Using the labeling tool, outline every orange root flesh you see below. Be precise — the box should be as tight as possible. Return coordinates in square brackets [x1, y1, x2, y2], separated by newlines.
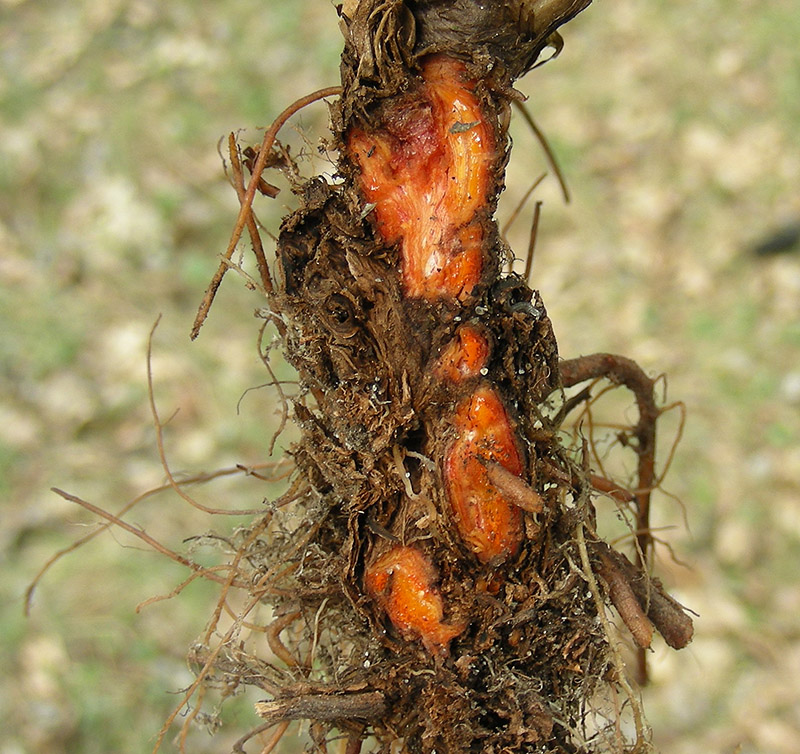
[435, 325, 490, 382]
[347, 55, 494, 301]
[365, 545, 465, 655]
[444, 386, 524, 563]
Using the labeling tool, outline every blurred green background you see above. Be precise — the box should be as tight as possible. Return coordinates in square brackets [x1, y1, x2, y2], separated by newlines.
[2, 0, 799, 752]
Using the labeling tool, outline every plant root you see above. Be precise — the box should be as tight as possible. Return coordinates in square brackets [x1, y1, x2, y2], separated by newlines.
[34, 3, 697, 753]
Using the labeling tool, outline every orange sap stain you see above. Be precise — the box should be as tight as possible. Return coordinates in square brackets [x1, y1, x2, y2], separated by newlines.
[365, 545, 465, 655]
[444, 386, 524, 563]
[435, 325, 490, 383]
[347, 55, 495, 301]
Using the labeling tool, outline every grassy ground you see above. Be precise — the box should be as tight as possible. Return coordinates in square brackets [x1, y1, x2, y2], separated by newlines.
[2, 0, 799, 752]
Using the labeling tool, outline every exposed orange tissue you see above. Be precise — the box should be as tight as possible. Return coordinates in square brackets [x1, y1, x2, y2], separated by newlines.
[435, 325, 490, 383]
[444, 386, 525, 563]
[347, 55, 494, 301]
[365, 545, 465, 655]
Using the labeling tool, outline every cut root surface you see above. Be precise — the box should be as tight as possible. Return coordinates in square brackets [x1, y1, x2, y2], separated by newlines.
[347, 55, 493, 301]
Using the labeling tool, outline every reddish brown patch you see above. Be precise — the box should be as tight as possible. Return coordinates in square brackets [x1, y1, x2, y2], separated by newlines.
[444, 386, 524, 563]
[365, 545, 466, 655]
[347, 55, 495, 301]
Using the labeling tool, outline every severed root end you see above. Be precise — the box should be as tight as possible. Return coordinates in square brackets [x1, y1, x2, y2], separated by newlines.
[254, 691, 386, 727]
[592, 541, 694, 651]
